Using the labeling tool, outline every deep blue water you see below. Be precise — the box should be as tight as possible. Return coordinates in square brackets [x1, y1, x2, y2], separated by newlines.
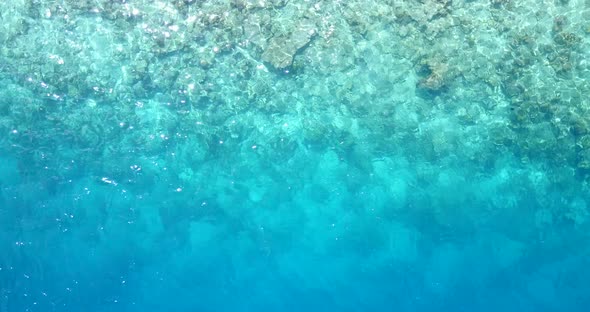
[2, 118, 590, 311]
[2, 0, 590, 311]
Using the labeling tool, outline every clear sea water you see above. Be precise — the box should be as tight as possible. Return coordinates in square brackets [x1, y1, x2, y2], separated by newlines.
[1, 0, 590, 311]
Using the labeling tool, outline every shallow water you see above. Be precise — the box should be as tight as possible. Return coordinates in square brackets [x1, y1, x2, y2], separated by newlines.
[1, 0, 590, 311]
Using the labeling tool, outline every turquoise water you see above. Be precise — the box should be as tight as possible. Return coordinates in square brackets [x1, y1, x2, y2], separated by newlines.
[2, 0, 590, 311]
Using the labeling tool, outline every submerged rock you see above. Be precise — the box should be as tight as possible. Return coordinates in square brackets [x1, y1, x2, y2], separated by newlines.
[261, 19, 316, 69]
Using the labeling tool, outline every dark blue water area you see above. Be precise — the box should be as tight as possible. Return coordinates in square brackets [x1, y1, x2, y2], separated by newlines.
[2, 132, 590, 312]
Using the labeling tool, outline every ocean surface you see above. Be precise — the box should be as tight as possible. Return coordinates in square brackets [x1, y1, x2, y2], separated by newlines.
[1, 0, 590, 311]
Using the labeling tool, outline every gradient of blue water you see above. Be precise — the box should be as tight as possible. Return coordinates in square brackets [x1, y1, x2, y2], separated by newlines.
[2, 111, 590, 312]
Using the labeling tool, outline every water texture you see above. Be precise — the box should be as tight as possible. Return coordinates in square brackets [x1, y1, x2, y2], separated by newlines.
[1, 0, 590, 311]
